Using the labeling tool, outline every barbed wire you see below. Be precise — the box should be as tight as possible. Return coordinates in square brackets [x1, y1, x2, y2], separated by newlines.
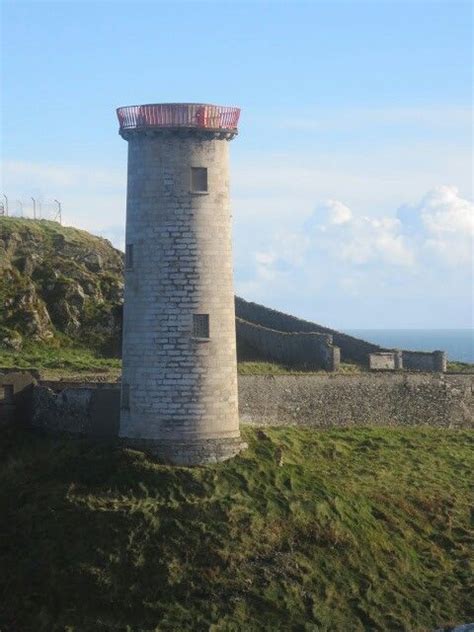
[0, 195, 62, 223]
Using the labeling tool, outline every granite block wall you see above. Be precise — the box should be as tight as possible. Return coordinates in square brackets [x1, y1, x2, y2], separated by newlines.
[236, 318, 340, 371]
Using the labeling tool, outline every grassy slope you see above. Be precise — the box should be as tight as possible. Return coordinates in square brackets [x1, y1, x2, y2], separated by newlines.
[0, 425, 472, 631]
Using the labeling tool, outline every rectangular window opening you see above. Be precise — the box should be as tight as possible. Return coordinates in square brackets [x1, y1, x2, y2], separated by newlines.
[193, 313, 210, 339]
[125, 244, 134, 269]
[121, 383, 130, 409]
[191, 167, 208, 192]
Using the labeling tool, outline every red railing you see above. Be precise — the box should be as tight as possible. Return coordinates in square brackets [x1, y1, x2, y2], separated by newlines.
[117, 103, 240, 132]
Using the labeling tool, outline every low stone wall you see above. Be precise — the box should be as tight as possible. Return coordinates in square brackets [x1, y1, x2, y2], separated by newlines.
[24, 373, 474, 438]
[238, 374, 473, 429]
[31, 386, 120, 437]
[369, 350, 447, 372]
[236, 318, 340, 371]
[402, 350, 447, 373]
[235, 297, 383, 364]
[369, 352, 403, 371]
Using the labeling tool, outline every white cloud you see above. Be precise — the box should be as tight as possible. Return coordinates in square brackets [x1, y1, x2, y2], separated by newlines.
[420, 186, 473, 235]
[398, 185, 473, 266]
[321, 199, 353, 225]
[309, 207, 415, 267]
[238, 186, 472, 326]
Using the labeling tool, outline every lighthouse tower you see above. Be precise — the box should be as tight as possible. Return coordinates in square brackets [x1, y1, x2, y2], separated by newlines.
[117, 103, 244, 465]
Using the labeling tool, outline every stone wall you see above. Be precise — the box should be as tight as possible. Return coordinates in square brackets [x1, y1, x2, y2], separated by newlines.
[236, 318, 340, 371]
[402, 350, 447, 372]
[31, 386, 120, 437]
[238, 374, 473, 429]
[369, 352, 403, 371]
[24, 373, 474, 440]
[369, 350, 446, 372]
[235, 297, 382, 364]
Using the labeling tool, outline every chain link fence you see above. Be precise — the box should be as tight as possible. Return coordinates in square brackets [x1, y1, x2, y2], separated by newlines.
[0, 197, 62, 223]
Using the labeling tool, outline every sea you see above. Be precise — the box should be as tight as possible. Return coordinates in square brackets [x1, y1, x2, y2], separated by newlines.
[344, 329, 474, 364]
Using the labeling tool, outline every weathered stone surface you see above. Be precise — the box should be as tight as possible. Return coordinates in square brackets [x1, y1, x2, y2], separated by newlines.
[122, 436, 248, 466]
[26, 373, 474, 446]
[238, 373, 474, 429]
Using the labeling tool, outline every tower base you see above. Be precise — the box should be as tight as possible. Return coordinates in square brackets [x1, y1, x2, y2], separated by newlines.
[121, 436, 247, 466]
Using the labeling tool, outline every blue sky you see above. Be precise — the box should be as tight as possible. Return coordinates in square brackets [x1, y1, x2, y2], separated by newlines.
[1, 0, 472, 328]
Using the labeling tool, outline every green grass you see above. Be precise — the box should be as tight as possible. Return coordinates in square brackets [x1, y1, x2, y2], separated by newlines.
[237, 361, 363, 375]
[1, 351, 364, 379]
[0, 217, 114, 251]
[447, 361, 474, 374]
[0, 342, 121, 374]
[0, 425, 472, 631]
[1, 346, 472, 380]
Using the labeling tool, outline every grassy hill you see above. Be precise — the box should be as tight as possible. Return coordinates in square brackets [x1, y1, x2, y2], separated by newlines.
[0, 424, 472, 631]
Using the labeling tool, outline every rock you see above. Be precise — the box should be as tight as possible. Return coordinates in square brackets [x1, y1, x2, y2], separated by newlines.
[1, 330, 23, 351]
[83, 252, 103, 272]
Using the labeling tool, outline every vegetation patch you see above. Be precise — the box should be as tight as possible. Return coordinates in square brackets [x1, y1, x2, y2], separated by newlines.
[447, 361, 474, 374]
[238, 360, 364, 375]
[0, 425, 472, 631]
[0, 342, 121, 374]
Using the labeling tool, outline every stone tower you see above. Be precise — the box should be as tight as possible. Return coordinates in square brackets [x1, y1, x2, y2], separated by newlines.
[117, 103, 244, 465]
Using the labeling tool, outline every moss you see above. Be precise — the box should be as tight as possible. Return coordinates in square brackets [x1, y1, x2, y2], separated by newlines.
[0, 426, 472, 630]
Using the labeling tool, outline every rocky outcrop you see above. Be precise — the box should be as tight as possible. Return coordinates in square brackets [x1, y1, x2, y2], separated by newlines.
[0, 218, 124, 354]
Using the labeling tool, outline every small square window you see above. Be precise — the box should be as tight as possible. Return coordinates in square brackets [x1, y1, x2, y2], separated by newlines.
[193, 314, 210, 339]
[191, 167, 208, 192]
[121, 383, 130, 409]
[125, 244, 134, 269]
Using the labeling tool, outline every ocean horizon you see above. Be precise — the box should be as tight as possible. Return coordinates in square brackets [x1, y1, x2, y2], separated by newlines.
[344, 329, 474, 364]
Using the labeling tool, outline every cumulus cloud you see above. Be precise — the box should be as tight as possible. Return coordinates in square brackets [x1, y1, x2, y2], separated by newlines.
[305, 200, 415, 267]
[240, 187, 472, 318]
[323, 199, 353, 225]
[397, 185, 473, 266]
